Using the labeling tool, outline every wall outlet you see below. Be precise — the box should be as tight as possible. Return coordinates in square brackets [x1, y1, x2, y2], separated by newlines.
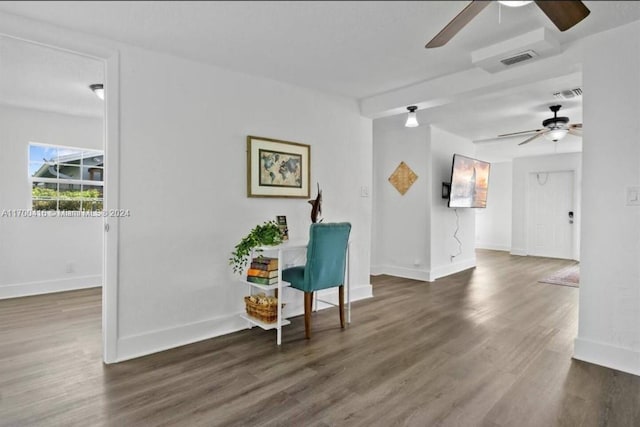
[626, 186, 640, 206]
[66, 262, 75, 274]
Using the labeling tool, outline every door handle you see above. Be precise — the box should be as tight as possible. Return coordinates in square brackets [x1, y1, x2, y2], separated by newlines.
[568, 211, 574, 224]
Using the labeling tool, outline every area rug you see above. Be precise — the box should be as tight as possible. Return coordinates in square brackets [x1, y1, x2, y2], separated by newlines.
[539, 264, 580, 288]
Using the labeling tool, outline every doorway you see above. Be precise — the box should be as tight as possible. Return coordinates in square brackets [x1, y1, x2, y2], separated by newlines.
[0, 30, 119, 362]
[527, 170, 575, 259]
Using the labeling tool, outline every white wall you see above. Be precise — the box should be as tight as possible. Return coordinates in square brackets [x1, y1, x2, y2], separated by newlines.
[574, 21, 640, 376]
[0, 13, 373, 363]
[371, 125, 430, 280]
[113, 45, 373, 359]
[429, 126, 477, 280]
[510, 153, 582, 259]
[371, 124, 476, 282]
[0, 105, 103, 298]
[475, 161, 512, 251]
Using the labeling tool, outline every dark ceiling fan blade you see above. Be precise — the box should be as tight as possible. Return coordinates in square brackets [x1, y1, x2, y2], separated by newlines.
[425, 1, 491, 48]
[518, 130, 548, 146]
[534, 1, 590, 32]
[570, 123, 582, 128]
[498, 128, 545, 138]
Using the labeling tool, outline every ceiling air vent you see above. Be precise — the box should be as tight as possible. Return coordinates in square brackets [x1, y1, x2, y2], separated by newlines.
[472, 29, 560, 73]
[500, 50, 538, 66]
[553, 87, 583, 100]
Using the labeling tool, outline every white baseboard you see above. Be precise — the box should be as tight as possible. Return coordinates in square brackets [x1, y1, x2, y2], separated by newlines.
[372, 260, 478, 282]
[370, 265, 430, 282]
[0, 275, 102, 300]
[574, 337, 640, 377]
[115, 283, 373, 363]
[370, 265, 384, 276]
[429, 257, 476, 281]
[117, 312, 249, 363]
[475, 242, 511, 252]
[510, 250, 580, 261]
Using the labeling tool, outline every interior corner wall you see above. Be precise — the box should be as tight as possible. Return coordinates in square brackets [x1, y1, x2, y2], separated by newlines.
[112, 45, 373, 361]
[510, 153, 582, 259]
[0, 105, 103, 298]
[574, 20, 640, 377]
[371, 124, 430, 281]
[475, 161, 512, 252]
[429, 126, 477, 280]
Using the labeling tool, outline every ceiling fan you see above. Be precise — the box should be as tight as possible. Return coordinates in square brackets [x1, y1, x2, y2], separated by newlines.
[498, 105, 582, 145]
[425, 0, 590, 48]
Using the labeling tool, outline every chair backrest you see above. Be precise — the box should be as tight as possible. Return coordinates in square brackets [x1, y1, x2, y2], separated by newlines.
[303, 222, 351, 291]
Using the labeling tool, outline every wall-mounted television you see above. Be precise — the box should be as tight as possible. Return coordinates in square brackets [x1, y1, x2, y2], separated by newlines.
[448, 154, 491, 208]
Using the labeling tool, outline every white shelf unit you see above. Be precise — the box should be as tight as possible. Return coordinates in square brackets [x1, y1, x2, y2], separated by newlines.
[240, 314, 291, 330]
[241, 242, 306, 345]
[238, 280, 290, 292]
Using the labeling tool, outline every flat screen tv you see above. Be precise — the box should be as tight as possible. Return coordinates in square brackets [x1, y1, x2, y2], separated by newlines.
[448, 154, 490, 208]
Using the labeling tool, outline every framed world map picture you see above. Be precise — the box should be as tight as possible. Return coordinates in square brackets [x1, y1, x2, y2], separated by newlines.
[247, 136, 310, 198]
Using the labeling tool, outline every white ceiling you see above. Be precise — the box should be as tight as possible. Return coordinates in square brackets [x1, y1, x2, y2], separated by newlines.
[0, 1, 638, 158]
[372, 76, 585, 163]
[0, 35, 104, 118]
[374, 71, 583, 139]
[0, 1, 638, 99]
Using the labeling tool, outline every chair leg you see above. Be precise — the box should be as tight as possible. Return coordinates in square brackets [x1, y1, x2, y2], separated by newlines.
[339, 285, 345, 329]
[304, 292, 313, 339]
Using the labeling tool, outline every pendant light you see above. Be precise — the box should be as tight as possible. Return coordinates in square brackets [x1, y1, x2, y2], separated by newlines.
[405, 106, 419, 128]
[89, 84, 104, 100]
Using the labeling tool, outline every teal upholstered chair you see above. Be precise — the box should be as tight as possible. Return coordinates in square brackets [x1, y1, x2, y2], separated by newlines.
[282, 222, 351, 339]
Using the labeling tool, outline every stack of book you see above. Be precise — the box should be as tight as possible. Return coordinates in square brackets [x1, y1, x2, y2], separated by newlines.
[246, 256, 278, 285]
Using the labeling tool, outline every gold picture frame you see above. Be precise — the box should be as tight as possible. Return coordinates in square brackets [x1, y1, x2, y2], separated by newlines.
[247, 136, 310, 198]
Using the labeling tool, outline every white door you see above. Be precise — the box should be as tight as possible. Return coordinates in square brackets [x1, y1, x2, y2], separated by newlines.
[527, 171, 574, 259]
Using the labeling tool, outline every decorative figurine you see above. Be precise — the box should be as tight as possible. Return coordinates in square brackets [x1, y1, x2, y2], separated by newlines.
[308, 183, 322, 223]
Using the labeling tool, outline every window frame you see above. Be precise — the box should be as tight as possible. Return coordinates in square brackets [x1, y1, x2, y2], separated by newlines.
[29, 141, 105, 212]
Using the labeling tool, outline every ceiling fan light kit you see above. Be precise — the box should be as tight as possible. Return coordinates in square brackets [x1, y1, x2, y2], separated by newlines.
[545, 128, 569, 142]
[498, 1, 533, 7]
[405, 106, 419, 128]
[425, 0, 590, 49]
[511, 105, 581, 146]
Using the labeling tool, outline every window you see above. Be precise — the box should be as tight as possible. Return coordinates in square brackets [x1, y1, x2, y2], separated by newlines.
[29, 142, 104, 211]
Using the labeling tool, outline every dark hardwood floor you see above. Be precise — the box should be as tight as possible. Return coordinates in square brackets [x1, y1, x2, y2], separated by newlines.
[1, 250, 639, 426]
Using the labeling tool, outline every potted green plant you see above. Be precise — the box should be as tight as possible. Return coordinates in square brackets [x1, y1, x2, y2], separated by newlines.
[230, 220, 284, 274]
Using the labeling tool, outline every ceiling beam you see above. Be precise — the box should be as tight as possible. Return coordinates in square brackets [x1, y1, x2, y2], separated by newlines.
[359, 38, 586, 120]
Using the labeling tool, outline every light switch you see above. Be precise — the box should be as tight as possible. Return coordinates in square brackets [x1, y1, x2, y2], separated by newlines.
[360, 186, 370, 198]
[626, 187, 640, 206]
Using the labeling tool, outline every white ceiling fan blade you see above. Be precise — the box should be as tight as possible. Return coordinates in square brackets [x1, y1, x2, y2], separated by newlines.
[497, 128, 544, 138]
[518, 130, 548, 146]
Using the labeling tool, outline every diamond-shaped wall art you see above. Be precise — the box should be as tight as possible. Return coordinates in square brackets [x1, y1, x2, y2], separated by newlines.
[388, 161, 418, 195]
